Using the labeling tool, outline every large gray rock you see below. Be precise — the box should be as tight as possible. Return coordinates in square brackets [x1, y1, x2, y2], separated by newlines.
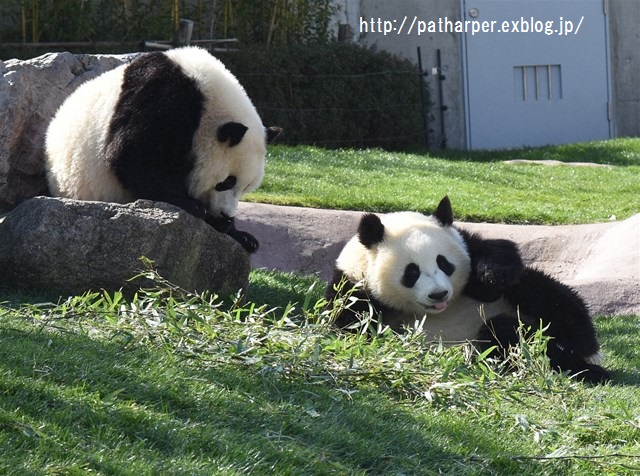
[0, 197, 250, 296]
[0, 52, 136, 210]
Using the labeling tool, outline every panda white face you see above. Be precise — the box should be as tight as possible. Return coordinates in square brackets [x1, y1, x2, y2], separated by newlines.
[189, 121, 268, 219]
[167, 46, 276, 220]
[366, 213, 471, 316]
[336, 198, 471, 319]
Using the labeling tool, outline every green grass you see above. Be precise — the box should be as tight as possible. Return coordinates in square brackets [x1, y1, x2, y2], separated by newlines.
[1, 273, 640, 475]
[2, 139, 640, 474]
[246, 138, 640, 224]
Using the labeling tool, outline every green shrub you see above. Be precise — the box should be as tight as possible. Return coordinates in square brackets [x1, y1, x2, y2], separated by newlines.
[214, 0, 338, 46]
[0, 0, 176, 43]
[0, 1, 428, 150]
[219, 43, 429, 151]
[0, 0, 337, 52]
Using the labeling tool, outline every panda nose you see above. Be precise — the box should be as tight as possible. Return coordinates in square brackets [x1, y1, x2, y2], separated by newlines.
[428, 290, 448, 301]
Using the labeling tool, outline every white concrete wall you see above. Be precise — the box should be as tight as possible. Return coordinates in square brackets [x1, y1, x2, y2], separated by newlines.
[609, 0, 640, 138]
[334, 0, 639, 149]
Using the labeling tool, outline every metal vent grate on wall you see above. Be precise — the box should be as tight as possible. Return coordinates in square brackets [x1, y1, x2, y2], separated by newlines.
[514, 65, 562, 101]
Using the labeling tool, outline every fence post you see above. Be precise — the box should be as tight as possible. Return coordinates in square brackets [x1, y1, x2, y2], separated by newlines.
[416, 46, 429, 149]
[178, 19, 194, 46]
[436, 49, 448, 149]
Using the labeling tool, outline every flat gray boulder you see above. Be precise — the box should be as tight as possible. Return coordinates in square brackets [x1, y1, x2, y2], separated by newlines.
[0, 197, 250, 296]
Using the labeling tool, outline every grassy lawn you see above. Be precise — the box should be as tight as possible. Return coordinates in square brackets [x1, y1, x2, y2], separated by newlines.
[247, 138, 640, 224]
[1, 277, 639, 475]
[1, 138, 639, 474]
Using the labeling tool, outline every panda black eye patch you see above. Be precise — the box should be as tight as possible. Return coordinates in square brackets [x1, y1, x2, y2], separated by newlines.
[215, 175, 237, 191]
[401, 263, 421, 288]
[437, 255, 455, 276]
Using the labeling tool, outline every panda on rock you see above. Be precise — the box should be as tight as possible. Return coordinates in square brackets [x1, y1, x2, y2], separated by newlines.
[45, 46, 280, 252]
[325, 196, 610, 384]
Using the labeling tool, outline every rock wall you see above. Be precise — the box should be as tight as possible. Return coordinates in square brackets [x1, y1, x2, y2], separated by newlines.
[237, 202, 640, 316]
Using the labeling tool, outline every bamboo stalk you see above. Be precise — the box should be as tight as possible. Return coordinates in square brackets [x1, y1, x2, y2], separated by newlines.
[21, 2, 26, 43]
[32, 1, 38, 43]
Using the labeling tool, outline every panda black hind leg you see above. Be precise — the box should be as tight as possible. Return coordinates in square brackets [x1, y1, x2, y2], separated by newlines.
[476, 312, 610, 384]
[502, 268, 611, 384]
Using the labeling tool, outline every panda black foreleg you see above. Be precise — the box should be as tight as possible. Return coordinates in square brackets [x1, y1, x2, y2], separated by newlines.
[219, 219, 259, 254]
[142, 194, 259, 253]
[325, 270, 373, 329]
[158, 196, 209, 220]
[325, 270, 401, 331]
[157, 196, 259, 253]
[204, 214, 259, 254]
[162, 197, 259, 253]
[457, 230, 525, 302]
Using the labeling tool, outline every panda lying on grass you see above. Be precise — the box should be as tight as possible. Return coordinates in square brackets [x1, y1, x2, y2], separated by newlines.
[325, 196, 611, 384]
[45, 46, 280, 253]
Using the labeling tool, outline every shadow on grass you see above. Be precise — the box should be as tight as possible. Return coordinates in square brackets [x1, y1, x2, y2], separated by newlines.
[1, 311, 638, 473]
[0, 321, 527, 475]
[595, 315, 640, 386]
[247, 269, 325, 312]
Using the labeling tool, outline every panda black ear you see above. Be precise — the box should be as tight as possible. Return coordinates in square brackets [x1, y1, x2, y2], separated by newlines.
[358, 213, 385, 249]
[434, 195, 454, 226]
[218, 122, 248, 147]
[265, 126, 282, 144]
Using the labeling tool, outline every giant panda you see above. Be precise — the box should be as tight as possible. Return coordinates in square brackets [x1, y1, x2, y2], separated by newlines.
[325, 196, 610, 384]
[45, 46, 280, 252]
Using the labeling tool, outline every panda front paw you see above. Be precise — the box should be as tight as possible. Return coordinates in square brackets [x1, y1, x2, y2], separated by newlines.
[464, 239, 525, 301]
[205, 215, 259, 253]
[474, 239, 524, 287]
[475, 258, 522, 288]
[229, 229, 260, 253]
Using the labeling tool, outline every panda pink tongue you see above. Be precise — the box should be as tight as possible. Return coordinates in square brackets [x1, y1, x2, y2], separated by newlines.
[434, 302, 448, 311]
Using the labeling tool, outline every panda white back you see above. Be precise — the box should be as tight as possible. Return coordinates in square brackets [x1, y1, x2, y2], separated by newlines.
[45, 46, 279, 252]
[45, 64, 132, 202]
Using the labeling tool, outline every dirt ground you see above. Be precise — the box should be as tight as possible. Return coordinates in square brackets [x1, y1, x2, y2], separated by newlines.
[237, 202, 640, 316]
